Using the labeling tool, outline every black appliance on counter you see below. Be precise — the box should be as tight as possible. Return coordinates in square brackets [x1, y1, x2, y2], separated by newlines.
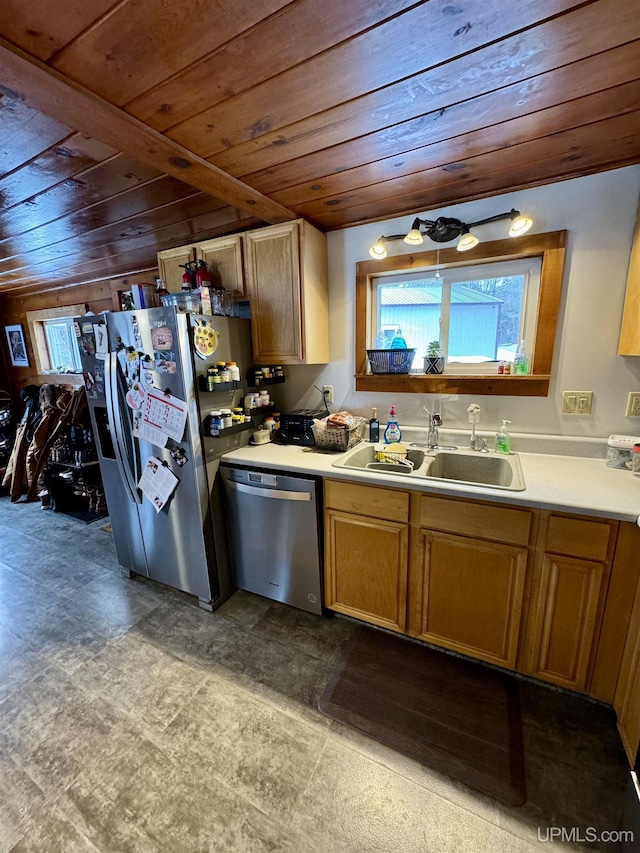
[279, 408, 327, 446]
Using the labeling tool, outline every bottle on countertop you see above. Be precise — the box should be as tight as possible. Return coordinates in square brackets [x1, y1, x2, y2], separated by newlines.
[390, 328, 408, 349]
[369, 407, 380, 443]
[384, 405, 402, 444]
[495, 419, 512, 454]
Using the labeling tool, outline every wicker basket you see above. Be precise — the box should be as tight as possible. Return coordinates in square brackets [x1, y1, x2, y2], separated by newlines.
[366, 348, 416, 374]
[312, 420, 366, 452]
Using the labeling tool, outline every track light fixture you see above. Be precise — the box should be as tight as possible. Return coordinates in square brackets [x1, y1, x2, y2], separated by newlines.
[368, 208, 533, 259]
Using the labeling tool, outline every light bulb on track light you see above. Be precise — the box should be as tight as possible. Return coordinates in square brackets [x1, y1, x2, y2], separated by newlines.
[369, 238, 387, 259]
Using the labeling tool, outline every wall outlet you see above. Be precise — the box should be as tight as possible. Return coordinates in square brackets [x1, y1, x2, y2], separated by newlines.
[322, 385, 334, 405]
[626, 392, 640, 417]
[562, 390, 593, 414]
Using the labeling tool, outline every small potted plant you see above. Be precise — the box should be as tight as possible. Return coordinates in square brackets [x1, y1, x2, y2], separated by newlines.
[424, 340, 445, 374]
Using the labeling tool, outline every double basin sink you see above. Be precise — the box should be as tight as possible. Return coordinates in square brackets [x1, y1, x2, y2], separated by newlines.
[331, 444, 526, 491]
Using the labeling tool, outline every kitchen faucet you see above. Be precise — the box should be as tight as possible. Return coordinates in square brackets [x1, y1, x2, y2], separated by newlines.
[426, 409, 442, 449]
[410, 405, 457, 451]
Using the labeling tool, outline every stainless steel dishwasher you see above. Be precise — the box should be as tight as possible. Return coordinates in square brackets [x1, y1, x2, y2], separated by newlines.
[219, 465, 323, 614]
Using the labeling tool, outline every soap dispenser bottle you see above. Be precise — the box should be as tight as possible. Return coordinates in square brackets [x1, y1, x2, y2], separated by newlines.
[384, 405, 402, 443]
[495, 420, 512, 454]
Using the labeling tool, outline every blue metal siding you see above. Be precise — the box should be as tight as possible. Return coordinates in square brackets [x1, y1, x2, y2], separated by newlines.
[381, 303, 500, 362]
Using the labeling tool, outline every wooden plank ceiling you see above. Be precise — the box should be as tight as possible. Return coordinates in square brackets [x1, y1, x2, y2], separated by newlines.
[1, 0, 640, 295]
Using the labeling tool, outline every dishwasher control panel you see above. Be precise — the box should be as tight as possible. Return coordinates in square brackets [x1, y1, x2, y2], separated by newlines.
[247, 472, 278, 486]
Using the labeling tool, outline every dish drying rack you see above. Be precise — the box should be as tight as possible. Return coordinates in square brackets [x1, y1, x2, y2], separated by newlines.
[366, 446, 415, 471]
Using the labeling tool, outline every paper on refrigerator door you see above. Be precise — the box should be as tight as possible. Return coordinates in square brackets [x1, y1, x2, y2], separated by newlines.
[138, 457, 179, 513]
[139, 388, 188, 443]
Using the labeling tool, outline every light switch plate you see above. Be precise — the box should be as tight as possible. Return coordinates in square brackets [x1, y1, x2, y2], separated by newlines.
[562, 390, 593, 414]
[626, 392, 640, 417]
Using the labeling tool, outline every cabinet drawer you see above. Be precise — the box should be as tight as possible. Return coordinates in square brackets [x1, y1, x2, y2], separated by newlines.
[418, 495, 533, 546]
[545, 515, 614, 561]
[324, 479, 409, 523]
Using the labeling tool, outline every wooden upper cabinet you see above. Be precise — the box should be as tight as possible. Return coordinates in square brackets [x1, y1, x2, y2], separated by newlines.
[196, 235, 245, 296]
[157, 245, 196, 293]
[618, 195, 640, 355]
[243, 219, 329, 364]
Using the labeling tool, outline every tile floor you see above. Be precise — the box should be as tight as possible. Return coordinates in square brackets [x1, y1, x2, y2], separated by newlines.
[0, 496, 632, 852]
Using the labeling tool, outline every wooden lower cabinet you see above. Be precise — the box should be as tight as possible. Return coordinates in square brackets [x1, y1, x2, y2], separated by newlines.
[522, 513, 617, 694]
[413, 529, 528, 669]
[615, 582, 640, 764]
[526, 554, 606, 692]
[323, 480, 636, 711]
[324, 508, 408, 633]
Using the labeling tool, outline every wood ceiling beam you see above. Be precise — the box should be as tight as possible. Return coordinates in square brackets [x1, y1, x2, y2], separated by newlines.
[0, 38, 296, 226]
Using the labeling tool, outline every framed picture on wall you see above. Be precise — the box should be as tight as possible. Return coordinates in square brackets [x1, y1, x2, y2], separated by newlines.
[4, 324, 29, 367]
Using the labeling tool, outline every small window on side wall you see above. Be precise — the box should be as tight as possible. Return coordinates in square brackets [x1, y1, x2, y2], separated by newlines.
[43, 317, 82, 373]
[25, 304, 87, 383]
[356, 231, 566, 397]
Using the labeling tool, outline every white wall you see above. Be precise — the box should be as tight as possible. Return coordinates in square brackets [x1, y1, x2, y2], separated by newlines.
[282, 166, 640, 438]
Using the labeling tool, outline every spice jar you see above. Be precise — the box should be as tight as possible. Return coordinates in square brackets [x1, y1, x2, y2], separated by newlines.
[206, 367, 218, 391]
[208, 410, 222, 436]
[232, 407, 244, 424]
[220, 408, 233, 429]
[227, 361, 240, 382]
[217, 362, 230, 383]
[263, 415, 276, 434]
[258, 389, 270, 406]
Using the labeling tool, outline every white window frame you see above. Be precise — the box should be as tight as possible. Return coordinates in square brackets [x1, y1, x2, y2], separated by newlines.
[42, 317, 82, 374]
[371, 257, 541, 376]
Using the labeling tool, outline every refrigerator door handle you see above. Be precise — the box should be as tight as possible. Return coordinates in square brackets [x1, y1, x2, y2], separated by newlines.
[106, 352, 141, 504]
[226, 480, 312, 502]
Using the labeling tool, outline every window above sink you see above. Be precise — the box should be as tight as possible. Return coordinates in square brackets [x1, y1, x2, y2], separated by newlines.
[355, 230, 567, 397]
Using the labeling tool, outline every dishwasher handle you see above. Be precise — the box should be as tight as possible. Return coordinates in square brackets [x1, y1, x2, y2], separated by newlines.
[226, 480, 312, 502]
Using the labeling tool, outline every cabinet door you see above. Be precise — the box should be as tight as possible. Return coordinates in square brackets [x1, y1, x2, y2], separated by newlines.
[197, 236, 244, 296]
[614, 570, 640, 765]
[414, 530, 528, 669]
[244, 221, 302, 363]
[325, 509, 408, 633]
[527, 554, 605, 692]
[157, 245, 196, 293]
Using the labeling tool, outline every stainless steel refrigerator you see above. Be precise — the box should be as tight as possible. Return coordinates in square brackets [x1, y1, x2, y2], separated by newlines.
[77, 308, 252, 610]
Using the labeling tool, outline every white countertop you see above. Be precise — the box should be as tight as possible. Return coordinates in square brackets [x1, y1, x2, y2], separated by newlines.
[221, 439, 640, 523]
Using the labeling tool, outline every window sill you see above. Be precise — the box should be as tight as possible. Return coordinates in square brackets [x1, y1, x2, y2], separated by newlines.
[355, 374, 550, 396]
[38, 373, 85, 388]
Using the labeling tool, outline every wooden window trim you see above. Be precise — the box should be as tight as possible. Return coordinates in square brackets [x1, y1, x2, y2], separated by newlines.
[26, 304, 87, 387]
[355, 230, 567, 397]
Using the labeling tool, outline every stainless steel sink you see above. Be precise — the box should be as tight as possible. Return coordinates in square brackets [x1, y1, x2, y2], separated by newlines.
[423, 451, 525, 491]
[331, 444, 426, 475]
[332, 443, 525, 491]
